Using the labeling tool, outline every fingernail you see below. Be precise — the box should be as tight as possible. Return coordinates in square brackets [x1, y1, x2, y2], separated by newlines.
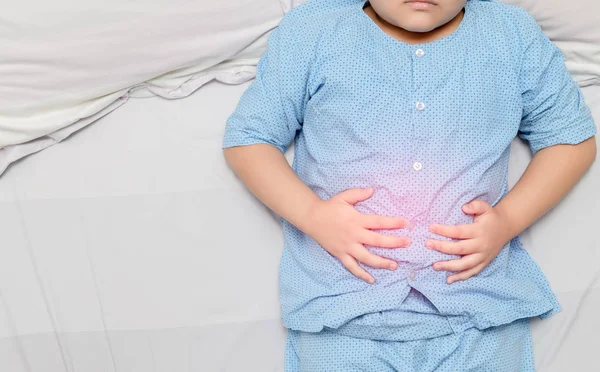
[433, 264, 440, 271]
[368, 278, 376, 284]
[425, 241, 433, 249]
[389, 262, 398, 270]
[447, 278, 453, 284]
[429, 225, 436, 232]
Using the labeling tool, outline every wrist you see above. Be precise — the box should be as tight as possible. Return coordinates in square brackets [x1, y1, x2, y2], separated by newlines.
[294, 195, 324, 236]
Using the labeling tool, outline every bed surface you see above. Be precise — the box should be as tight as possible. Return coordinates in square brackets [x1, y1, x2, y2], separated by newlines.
[0, 81, 598, 371]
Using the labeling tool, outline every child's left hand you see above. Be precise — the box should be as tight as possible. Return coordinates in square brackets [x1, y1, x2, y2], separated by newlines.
[425, 200, 511, 284]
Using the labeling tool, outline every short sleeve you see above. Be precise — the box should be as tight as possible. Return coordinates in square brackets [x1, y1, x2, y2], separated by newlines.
[518, 15, 596, 156]
[222, 25, 311, 153]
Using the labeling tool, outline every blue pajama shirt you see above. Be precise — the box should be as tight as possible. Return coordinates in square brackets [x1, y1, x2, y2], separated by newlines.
[223, 0, 597, 369]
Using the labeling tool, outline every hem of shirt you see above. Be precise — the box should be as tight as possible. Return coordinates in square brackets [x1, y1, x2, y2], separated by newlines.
[449, 301, 561, 334]
[281, 281, 414, 334]
[281, 264, 562, 341]
[283, 300, 561, 341]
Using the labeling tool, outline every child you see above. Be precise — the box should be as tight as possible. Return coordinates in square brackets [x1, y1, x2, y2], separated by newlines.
[223, 0, 597, 370]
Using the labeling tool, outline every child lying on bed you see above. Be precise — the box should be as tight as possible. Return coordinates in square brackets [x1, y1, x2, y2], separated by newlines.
[222, 0, 597, 370]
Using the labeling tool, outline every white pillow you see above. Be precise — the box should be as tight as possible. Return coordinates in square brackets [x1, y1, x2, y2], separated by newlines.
[280, 0, 311, 13]
[0, 0, 283, 149]
[502, 0, 600, 87]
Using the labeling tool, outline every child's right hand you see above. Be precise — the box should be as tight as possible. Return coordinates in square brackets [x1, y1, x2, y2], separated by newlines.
[303, 188, 411, 284]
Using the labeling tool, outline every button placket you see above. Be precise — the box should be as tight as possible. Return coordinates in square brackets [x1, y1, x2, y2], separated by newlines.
[413, 48, 426, 175]
[409, 46, 427, 208]
[408, 269, 417, 281]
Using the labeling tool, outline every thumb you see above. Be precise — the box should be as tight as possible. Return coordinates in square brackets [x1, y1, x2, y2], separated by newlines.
[338, 187, 374, 205]
[462, 200, 491, 215]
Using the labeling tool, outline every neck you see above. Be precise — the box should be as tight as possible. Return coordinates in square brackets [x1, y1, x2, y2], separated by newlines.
[365, 6, 465, 45]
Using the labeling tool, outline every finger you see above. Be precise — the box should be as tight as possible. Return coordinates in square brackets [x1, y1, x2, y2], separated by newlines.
[432, 254, 482, 272]
[337, 188, 374, 205]
[462, 200, 492, 216]
[352, 247, 398, 271]
[340, 255, 376, 284]
[425, 239, 476, 255]
[362, 214, 409, 230]
[429, 223, 477, 239]
[446, 263, 486, 284]
[361, 230, 411, 248]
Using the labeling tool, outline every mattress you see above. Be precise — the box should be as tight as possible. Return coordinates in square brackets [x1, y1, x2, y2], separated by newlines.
[0, 81, 598, 371]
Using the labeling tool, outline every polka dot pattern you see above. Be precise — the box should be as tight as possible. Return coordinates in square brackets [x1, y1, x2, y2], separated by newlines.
[222, 0, 597, 364]
[285, 317, 535, 371]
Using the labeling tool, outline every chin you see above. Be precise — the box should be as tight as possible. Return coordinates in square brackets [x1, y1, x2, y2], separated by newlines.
[400, 21, 438, 33]
[403, 25, 435, 33]
[398, 16, 439, 32]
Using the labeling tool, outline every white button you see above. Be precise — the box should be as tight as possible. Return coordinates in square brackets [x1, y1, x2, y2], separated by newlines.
[415, 49, 425, 57]
[408, 221, 416, 231]
[413, 162, 422, 171]
[416, 102, 425, 111]
[408, 269, 417, 281]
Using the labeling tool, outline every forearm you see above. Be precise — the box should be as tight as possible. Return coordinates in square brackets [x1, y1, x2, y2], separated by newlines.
[223, 144, 320, 232]
[495, 137, 597, 241]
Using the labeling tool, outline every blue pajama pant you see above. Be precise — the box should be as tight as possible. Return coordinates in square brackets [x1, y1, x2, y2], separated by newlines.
[285, 318, 534, 372]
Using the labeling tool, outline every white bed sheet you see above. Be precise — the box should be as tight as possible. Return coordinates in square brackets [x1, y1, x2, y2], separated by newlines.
[0, 81, 598, 372]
